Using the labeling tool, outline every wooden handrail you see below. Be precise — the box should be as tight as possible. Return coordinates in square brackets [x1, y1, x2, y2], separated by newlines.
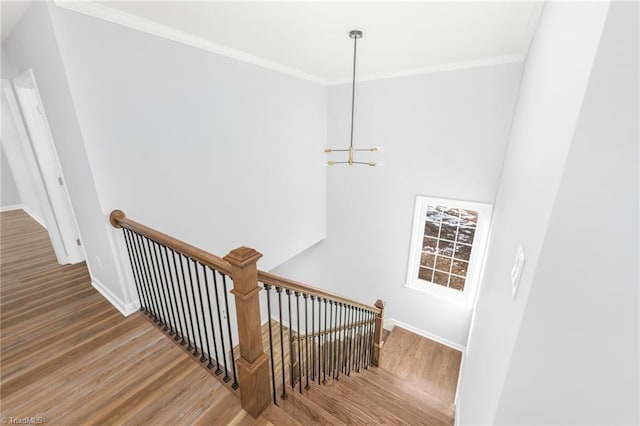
[109, 210, 232, 276]
[258, 271, 381, 315]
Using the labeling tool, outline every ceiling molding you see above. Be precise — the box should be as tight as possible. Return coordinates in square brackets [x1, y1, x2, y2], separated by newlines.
[53, 0, 330, 85]
[53, 1, 531, 87]
[328, 54, 524, 86]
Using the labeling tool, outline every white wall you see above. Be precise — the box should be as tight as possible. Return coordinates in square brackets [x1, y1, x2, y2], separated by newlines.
[274, 63, 522, 347]
[3, 2, 135, 312]
[0, 144, 21, 208]
[457, 2, 611, 424]
[48, 4, 327, 273]
[494, 2, 639, 424]
[2, 2, 327, 315]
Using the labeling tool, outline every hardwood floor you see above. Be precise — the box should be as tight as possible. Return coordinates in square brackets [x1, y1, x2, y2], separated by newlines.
[380, 326, 462, 406]
[0, 210, 263, 425]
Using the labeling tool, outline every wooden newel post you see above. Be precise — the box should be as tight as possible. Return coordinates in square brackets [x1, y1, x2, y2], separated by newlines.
[224, 247, 271, 418]
[372, 299, 386, 367]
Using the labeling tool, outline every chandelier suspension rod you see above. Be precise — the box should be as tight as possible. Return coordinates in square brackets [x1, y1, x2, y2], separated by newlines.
[349, 31, 359, 150]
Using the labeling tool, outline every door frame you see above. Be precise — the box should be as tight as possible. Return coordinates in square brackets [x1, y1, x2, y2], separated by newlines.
[6, 70, 84, 264]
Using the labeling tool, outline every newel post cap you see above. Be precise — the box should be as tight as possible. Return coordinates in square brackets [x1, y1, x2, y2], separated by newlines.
[224, 246, 263, 267]
[110, 210, 126, 228]
[375, 299, 386, 310]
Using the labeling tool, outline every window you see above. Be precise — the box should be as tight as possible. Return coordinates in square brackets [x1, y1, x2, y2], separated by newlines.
[406, 196, 492, 304]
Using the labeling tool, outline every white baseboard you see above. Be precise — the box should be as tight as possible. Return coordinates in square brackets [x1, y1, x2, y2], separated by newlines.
[0, 204, 23, 212]
[1, 204, 47, 229]
[92, 278, 140, 316]
[384, 318, 465, 352]
[21, 205, 47, 229]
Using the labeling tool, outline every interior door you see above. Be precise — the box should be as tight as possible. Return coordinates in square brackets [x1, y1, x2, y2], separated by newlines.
[12, 69, 84, 264]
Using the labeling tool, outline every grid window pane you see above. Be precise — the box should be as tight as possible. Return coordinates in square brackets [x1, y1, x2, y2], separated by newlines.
[454, 243, 472, 261]
[423, 237, 438, 252]
[435, 255, 452, 273]
[418, 267, 434, 281]
[420, 252, 436, 268]
[450, 276, 466, 291]
[433, 271, 449, 286]
[418, 204, 479, 292]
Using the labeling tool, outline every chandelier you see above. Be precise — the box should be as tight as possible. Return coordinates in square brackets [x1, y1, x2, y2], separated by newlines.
[325, 30, 382, 167]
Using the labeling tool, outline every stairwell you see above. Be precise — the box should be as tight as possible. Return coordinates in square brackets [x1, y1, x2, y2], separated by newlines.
[259, 324, 460, 425]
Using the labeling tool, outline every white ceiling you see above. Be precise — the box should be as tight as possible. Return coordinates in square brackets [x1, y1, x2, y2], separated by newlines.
[56, 1, 544, 85]
[1, 0, 32, 42]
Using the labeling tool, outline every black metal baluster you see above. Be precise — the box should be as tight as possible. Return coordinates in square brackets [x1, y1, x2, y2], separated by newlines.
[192, 261, 209, 362]
[347, 305, 354, 376]
[154, 242, 177, 336]
[366, 311, 373, 368]
[185, 258, 202, 357]
[368, 311, 375, 367]
[212, 272, 230, 382]
[148, 239, 170, 330]
[323, 298, 328, 384]
[221, 274, 239, 389]
[142, 236, 165, 325]
[203, 267, 222, 373]
[336, 302, 343, 379]
[303, 293, 310, 390]
[317, 296, 322, 385]
[129, 231, 154, 317]
[295, 292, 302, 393]
[276, 287, 287, 400]
[329, 300, 335, 378]
[310, 295, 316, 381]
[162, 246, 183, 341]
[135, 233, 160, 321]
[286, 289, 294, 389]
[196, 263, 213, 365]
[121, 229, 147, 313]
[264, 284, 277, 404]
[359, 308, 366, 371]
[355, 308, 362, 372]
[171, 248, 191, 347]
[178, 254, 197, 351]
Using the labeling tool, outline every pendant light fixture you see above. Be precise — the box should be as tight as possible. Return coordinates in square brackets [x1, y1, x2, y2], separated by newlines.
[325, 30, 382, 167]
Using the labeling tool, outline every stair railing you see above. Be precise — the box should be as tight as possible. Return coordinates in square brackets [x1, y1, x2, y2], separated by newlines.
[109, 210, 385, 418]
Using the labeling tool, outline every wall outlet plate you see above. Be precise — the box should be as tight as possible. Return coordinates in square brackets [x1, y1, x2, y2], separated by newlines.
[511, 244, 525, 299]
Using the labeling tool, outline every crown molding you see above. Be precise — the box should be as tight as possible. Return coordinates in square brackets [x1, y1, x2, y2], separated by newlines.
[53, 1, 528, 87]
[52, 0, 330, 85]
[328, 54, 525, 86]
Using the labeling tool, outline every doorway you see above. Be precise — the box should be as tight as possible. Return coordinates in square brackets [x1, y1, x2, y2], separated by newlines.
[2, 69, 84, 264]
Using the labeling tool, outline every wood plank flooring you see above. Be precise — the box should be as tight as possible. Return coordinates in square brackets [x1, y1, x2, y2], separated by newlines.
[0, 210, 265, 425]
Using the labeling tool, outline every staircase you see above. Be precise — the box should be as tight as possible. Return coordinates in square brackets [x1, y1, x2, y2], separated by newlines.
[109, 210, 459, 424]
[258, 325, 457, 425]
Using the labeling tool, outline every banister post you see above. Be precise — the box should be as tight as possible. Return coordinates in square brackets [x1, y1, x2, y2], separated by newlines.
[224, 247, 271, 418]
[372, 299, 386, 367]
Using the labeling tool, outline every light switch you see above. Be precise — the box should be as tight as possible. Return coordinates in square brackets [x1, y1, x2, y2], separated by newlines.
[510, 244, 525, 299]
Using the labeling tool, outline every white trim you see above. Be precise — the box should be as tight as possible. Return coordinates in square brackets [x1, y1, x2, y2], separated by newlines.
[330, 54, 524, 85]
[52, 0, 329, 86]
[52, 1, 525, 86]
[0, 204, 23, 212]
[383, 318, 465, 352]
[92, 277, 140, 317]
[22, 204, 47, 229]
[0, 205, 47, 229]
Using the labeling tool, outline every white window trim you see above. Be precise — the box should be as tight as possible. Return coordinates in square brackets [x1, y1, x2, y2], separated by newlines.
[405, 195, 493, 306]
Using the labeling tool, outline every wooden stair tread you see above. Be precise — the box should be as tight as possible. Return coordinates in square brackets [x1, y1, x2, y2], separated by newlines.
[261, 404, 304, 426]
